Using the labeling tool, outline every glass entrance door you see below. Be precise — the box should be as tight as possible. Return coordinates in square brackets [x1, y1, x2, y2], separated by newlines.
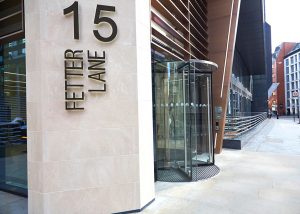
[153, 60, 215, 182]
[153, 62, 191, 180]
[189, 72, 213, 166]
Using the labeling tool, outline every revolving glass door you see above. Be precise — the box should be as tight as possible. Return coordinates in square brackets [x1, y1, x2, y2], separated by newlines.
[153, 60, 217, 181]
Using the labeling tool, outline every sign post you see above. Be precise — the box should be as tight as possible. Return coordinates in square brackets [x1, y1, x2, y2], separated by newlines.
[292, 90, 299, 123]
[293, 104, 295, 122]
[298, 91, 300, 124]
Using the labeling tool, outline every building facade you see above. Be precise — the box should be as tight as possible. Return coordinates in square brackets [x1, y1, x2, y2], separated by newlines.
[0, 0, 269, 213]
[265, 23, 273, 91]
[227, 2, 271, 117]
[0, 0, 27, 196]
[284, 43, 300, 115]
[270, 42, 296, 115]
[224, 0, 271, 141]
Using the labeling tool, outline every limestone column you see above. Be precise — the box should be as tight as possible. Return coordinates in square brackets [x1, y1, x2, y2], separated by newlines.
[25, 0, 154, 213]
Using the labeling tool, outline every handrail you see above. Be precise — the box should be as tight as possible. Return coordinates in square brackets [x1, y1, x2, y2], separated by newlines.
[224, 112, 267, 139]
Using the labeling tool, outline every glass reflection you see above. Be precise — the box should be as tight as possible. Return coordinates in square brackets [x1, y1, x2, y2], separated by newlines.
[153, 61, 214, 181]
[0, 38, 27, 195]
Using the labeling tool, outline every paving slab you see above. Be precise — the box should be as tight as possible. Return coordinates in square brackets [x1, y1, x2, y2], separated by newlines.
[0, 192, 27, 214]
[142, 118, 300, 214]
[1, 118, 300, 213]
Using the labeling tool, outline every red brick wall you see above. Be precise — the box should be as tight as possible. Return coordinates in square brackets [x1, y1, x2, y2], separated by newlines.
[275, 42, 296, 115]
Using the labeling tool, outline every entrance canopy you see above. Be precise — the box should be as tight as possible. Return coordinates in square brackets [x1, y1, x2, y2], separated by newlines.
[268, 82, 279, 99]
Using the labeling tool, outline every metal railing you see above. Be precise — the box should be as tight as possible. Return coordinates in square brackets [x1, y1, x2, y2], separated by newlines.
[231, 75, 253, 101]
[224, 112, 267, 139]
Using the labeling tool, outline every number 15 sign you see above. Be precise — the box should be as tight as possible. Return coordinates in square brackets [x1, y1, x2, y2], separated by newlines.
[63, 1, 118, 42]
[63, 1, 118, 110]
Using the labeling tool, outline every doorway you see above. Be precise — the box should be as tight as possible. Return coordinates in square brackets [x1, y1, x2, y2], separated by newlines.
[152, 60, 217, 182]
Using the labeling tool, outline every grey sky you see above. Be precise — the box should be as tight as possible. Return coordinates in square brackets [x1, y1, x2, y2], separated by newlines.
[265, 0, 300, 52]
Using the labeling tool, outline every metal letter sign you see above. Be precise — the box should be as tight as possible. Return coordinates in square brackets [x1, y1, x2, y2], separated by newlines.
[63, 2, 79, 39]
[292, 90, 299, 97]
[63, 1, 118, 110]
[93, 5, 118, 42]
[63, 1, 117, 42]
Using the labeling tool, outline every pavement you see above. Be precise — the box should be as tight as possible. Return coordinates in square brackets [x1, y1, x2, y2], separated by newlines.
[0, 191, 27, 214]
[242, 116, 300, 155]
[142, 117, 300, 214]
[1, 117, 300, 214]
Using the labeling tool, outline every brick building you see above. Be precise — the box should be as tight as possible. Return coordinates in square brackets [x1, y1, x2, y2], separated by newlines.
[270, 42, 296, 115]
[284, 43, 300, 115]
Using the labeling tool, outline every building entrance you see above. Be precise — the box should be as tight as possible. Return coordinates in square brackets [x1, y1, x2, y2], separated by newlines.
[152, 60, 219, 182]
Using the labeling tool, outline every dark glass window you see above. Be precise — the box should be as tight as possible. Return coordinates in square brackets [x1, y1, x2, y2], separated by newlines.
[0, 38, 27, 196]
